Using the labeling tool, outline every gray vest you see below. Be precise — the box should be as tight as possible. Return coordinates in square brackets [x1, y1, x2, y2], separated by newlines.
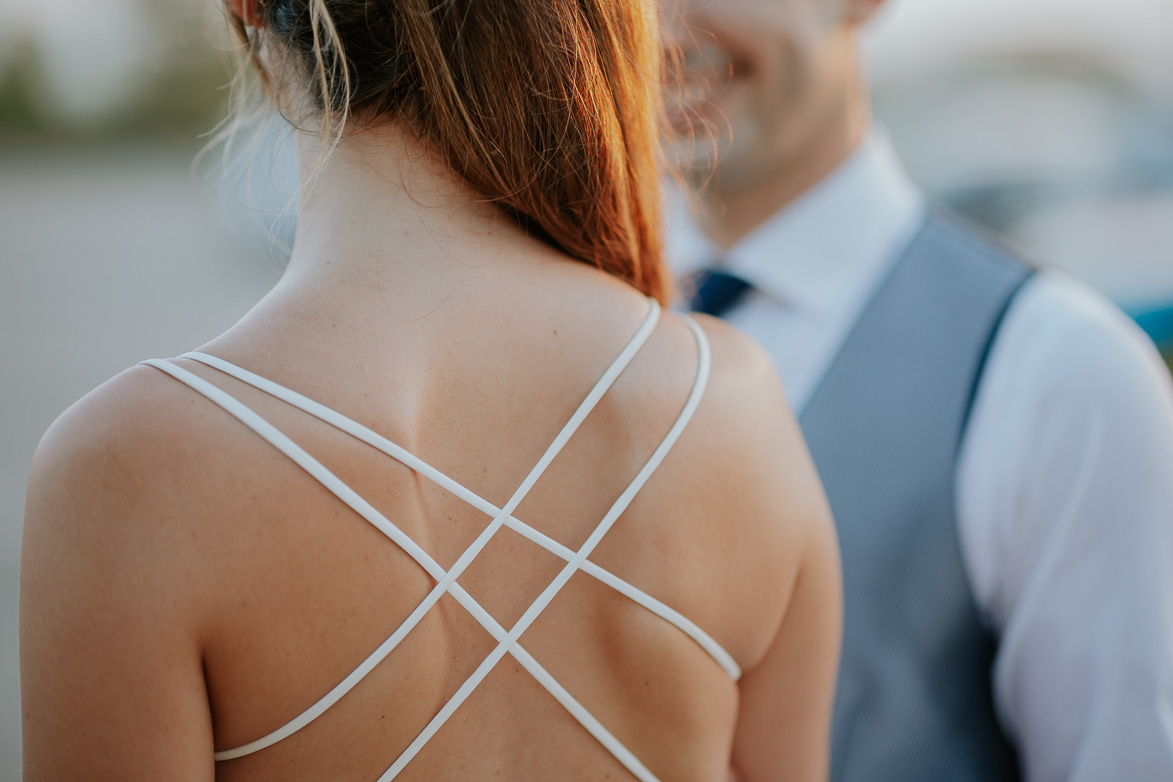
[800, 213, 1031, 782]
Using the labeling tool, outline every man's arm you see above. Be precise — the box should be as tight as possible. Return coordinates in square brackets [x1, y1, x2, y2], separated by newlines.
[958, 272, 1173, 782]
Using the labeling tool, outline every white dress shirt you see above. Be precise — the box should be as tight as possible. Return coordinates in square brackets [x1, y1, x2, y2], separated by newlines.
[671, 134, 1173, 782]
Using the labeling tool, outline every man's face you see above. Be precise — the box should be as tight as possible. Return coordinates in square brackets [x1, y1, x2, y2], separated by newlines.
[662, 0, 857, 192]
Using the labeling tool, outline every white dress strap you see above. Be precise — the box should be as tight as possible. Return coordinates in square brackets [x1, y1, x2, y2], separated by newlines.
[141, 302, 721, 782]
[181, 313, 739, 681]
[376, 315, 712, 781]
[146, 298, 657, 758]
[140, 358, 660, 775]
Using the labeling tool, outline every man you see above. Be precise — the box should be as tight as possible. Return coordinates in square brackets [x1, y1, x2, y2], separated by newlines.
[662, 1, 1173, 780]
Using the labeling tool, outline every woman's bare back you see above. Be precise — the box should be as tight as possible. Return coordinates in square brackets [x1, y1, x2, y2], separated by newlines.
[22, 116, 840, 781]
[23, 247, 837, 781]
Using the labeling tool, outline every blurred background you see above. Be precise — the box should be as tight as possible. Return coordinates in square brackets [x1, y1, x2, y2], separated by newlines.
[867, 0, 1173, 357]
[2, 0, 1172, 774]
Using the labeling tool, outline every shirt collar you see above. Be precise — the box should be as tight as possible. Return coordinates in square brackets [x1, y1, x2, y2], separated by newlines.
[671, 133, 927, 320]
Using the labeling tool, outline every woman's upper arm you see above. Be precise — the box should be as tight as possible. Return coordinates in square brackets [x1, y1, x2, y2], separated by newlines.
[731, 496, 841, 782]
[20, 374, 216, 781]
[693, 316, 842, 782]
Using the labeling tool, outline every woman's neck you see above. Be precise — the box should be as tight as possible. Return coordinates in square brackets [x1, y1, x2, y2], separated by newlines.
[282, 123, 544, 297]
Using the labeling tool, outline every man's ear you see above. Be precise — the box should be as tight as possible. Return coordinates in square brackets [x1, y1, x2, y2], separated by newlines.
[227, 0, 265, 27]
[843, 0, 886, 26]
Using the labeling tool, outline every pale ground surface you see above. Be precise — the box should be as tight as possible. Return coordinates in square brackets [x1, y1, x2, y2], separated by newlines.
[0, 144, 278, 778]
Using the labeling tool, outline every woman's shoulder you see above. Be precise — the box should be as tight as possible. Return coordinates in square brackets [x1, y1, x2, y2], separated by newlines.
[33, 362, 218, 484]
[689, 311, 782, 403]
[26, 361, 247, 572]
[639, 309, 791, 451]
[618, 309, 835, 661]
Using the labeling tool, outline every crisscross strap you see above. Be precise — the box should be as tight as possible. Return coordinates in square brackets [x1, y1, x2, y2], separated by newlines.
[179, 348, 740, 682]
[143, 299, 658, 754]
[141, 301, 721, 781]
[375, 314, 711, 781]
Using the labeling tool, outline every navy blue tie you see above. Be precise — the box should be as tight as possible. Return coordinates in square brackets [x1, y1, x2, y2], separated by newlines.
[686, 268, 752, 317]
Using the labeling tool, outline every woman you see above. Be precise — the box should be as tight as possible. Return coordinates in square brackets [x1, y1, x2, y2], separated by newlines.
[20, 0, 841, 779]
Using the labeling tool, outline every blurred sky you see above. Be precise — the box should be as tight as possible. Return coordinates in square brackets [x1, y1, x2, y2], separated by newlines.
[865, 0, 1173, 98]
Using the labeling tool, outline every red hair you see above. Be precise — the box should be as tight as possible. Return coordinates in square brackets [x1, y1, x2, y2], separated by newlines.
[228, 0, 671, 304]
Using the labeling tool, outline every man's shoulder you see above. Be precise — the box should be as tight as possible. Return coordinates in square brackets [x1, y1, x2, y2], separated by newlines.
[911, 208, 1033, 277]
[905, 208, 1153, 378]
[899, 209, 1169, 430]
[995, 271, 1168, 396]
